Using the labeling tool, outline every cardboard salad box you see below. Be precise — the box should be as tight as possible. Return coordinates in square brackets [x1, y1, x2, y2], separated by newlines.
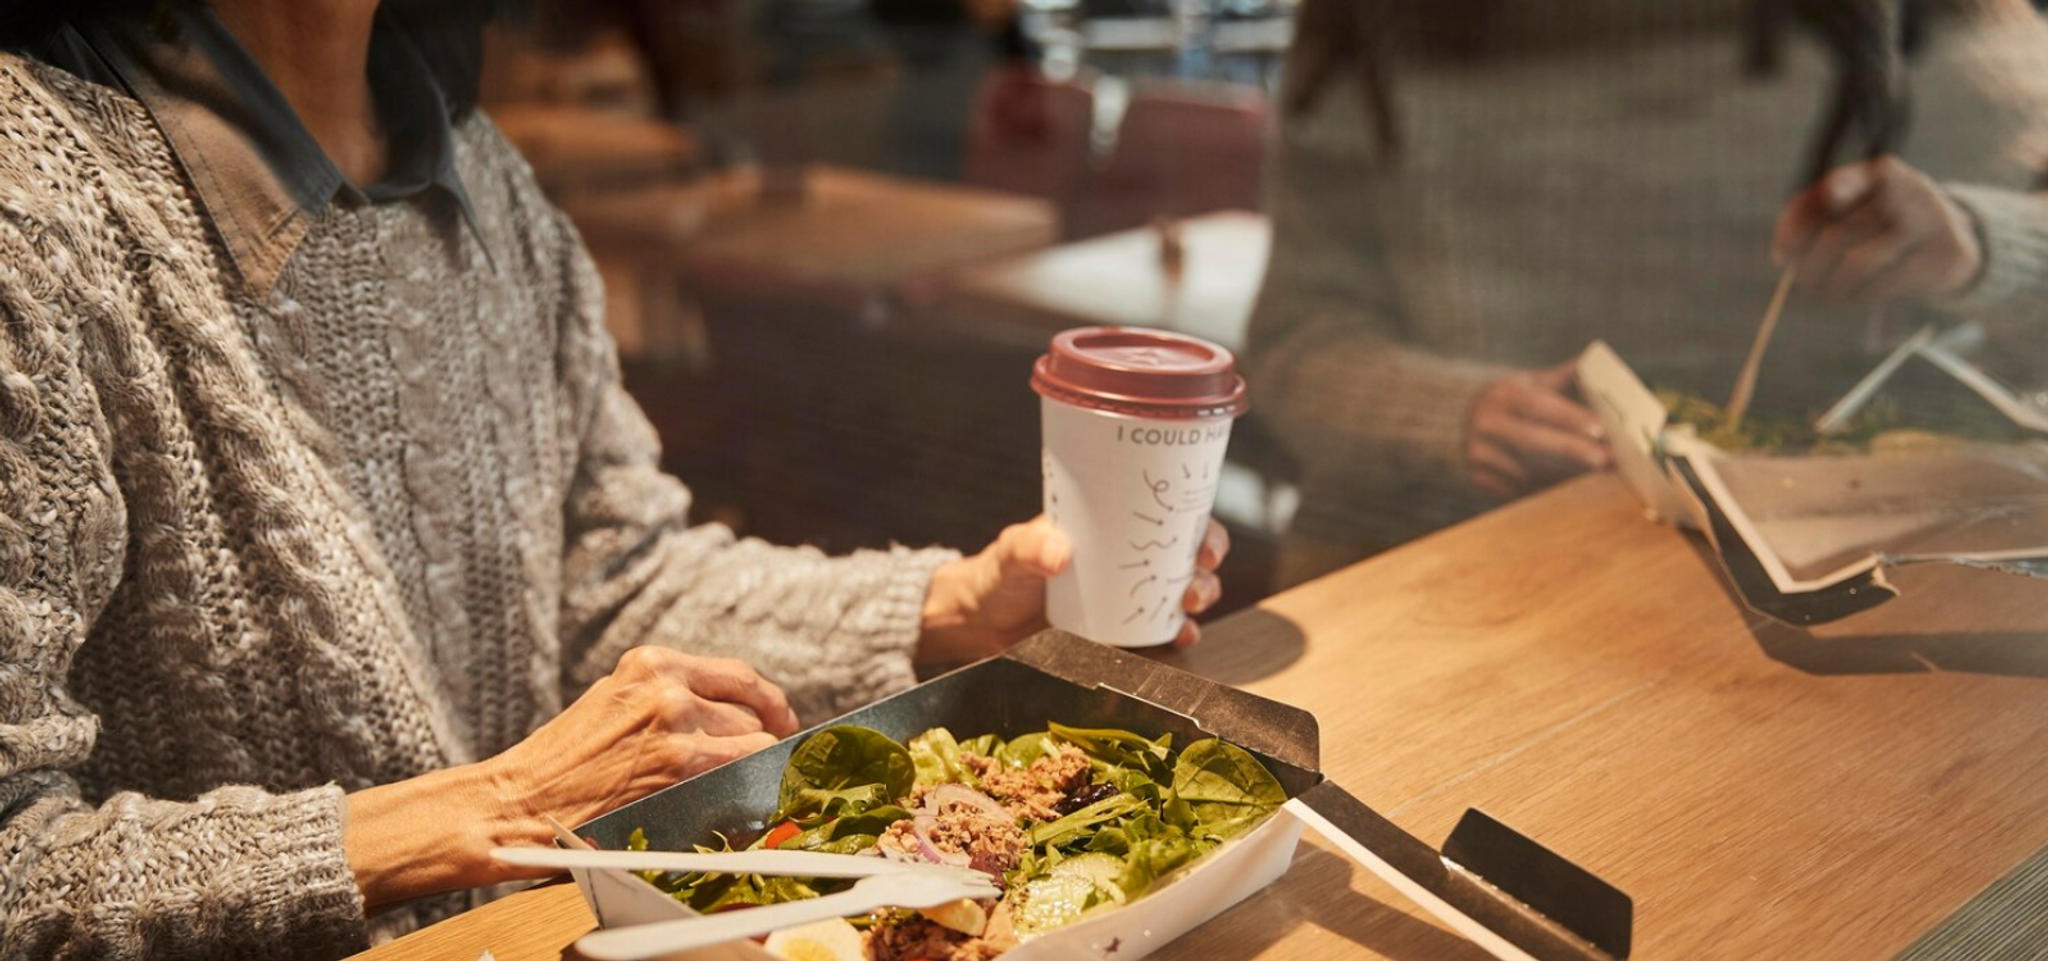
[1577, 326, 2048, 626]
[562, 632, 1634, 961]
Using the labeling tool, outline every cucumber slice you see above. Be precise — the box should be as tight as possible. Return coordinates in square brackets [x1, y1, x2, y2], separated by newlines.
[1014, 874, 1096, 936]
[1047, 852, 1127, 905]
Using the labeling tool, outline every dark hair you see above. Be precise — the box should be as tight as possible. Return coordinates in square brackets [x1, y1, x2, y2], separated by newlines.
[1, 0, 525, 119]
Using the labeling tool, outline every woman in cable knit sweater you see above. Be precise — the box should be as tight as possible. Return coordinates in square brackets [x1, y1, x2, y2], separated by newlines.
[1249, 0, 2048, 584]
[0, 1, 1230, 957]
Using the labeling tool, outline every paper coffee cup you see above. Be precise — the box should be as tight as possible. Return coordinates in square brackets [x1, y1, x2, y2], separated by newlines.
[1032, 328, 1249, 648]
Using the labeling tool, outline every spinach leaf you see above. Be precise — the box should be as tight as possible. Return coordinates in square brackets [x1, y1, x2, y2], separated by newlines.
[781, 805, 913, 855]
[1170, 738, 1285, 840]
[775, 726, 914, 821]
[1028, 792, 1147, 848]
[909, 728, 976, 789]
[1048, 723, 1172, 776]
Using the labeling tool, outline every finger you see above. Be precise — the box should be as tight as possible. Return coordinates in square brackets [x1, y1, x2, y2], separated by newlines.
[1173, 618, 1201, 648]
[1468, 440, 1531, 493]
[1506, 383, 1606, 443]
[1775, 161, 1881, 265]
[1530, 360, 1580, 394]
[1183, 570, 1221, 614]
[1471, 465, 1522, 500]
[692, 698, 769, 737]
[1502, 420, 1612, 480]
[1796, 197, 1892, 292]
[1196, 520, 1230, 570]
[997, 518, 1071, 578]
[680, 658, 800, 737]
[1853, 240, 1949, 304]
[685, 731, 782, 773]
[1830, 232, 1917, 304]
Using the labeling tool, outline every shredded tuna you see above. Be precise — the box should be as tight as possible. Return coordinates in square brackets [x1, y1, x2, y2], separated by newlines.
[871, 801, 1025, 877]
[865, 915, 1018, 961]
[964, 746, 1093, 822]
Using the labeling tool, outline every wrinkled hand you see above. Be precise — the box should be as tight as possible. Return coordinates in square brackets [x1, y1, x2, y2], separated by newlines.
[487, 647, 797, 834]
[919, 516, 1229, 664]
[347, 648, 797, 908]
[1465, 361, 1612, 500]
[1773, 156, 1982, 305]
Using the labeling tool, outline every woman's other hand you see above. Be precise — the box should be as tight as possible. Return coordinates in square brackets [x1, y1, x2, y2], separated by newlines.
[1465, 361, 1612, 500]
[1773, 156, 1983, 305]
[345, 647, 796, 909]
[485, 647, 798, 828]
[917, 516, 1230, 664]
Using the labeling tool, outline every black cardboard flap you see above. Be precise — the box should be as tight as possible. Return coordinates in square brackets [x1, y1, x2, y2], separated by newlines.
[1289, 781, 1632, 961]
[1003, 631, 1322, 772]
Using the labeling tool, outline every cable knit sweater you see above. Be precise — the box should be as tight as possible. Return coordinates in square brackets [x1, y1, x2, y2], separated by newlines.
[1247, 7, 2048, 577]
[0, 54, 956, 959]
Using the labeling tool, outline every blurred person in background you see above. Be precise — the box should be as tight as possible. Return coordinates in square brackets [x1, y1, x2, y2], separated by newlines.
[0, 0, 1226, 957]
[1247, 0, 2048, 586]
[871, 0, 1037, 178]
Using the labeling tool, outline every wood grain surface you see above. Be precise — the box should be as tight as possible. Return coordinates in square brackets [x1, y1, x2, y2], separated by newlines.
[930, 210, 1271, 351]
[349, 474, 2048, 961]
[560, 165, 1058, 291]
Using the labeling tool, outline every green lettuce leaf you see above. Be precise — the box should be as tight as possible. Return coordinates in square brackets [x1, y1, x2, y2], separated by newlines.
[775, 726, 914, 821]
[995, 731, 1055, 769]
[909, 728, 977, 789]
[960, 733, 1004, 757]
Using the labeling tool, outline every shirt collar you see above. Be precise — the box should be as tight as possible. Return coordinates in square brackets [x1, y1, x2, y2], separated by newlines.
[48, 8, 493, 297]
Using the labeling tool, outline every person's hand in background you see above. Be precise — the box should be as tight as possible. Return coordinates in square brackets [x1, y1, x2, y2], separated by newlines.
[918, 516, 1229, 664]
[1465, 361, 1612, 499]
[1774, 156, 1983, 305]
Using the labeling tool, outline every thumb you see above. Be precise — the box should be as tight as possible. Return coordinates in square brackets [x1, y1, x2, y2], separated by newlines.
[995, 518, 1071, 579]
[1533, 359, 1580, 393]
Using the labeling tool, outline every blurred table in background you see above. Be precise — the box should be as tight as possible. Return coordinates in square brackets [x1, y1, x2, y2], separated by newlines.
[566, 164, 1059, 303]
[933, 210, 1270, 350]
[489, 103, 700, 195]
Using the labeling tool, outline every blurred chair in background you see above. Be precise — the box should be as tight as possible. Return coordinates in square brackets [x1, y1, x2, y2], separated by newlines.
[963, 66, 1099, 233]
[1079, 81, 1268, 236]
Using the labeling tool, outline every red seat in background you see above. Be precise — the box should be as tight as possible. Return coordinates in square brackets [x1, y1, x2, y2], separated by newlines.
[964, 66, 1099, 236]
[1079, 82, 1269, 238]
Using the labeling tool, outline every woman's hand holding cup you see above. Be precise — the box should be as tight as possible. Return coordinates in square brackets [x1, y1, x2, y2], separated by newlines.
[917, 515, 1231, 667]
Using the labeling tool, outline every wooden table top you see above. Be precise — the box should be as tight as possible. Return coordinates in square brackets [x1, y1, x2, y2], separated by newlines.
[349, 474, 2048, 961]
[487, 104, 700, 193]
[560, 165, 1060, 294]
[935, 210, 1270, 351]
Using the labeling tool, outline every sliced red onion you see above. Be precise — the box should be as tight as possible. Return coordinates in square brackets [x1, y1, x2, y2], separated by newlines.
[912, 815, 972, 867]
[923, 784, 1012, 823]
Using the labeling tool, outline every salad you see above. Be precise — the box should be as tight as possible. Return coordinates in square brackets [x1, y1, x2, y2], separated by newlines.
[628, 723, 1287, 961]
[1657, 385, 2034, 453]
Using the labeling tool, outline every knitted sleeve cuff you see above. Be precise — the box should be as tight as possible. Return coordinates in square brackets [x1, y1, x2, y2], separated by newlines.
[1256, 328, 1509, 494]
[6, 783, 367, 959]
[1936, 183, 2048, 314]
[791, 545, 959, 722]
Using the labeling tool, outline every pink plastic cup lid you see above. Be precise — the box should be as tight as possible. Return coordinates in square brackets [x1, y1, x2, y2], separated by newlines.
[1031, 327, 1249, 420]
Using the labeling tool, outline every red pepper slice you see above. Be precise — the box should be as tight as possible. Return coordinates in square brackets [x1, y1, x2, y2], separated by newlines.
[763, 821, 803, 850]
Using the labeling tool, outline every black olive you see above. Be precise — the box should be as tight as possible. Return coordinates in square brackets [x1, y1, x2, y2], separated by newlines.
[1055, 782, 1117, 815]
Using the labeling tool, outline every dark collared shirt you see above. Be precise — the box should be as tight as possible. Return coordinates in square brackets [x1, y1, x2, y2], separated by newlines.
[25, 7, 491, 296]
